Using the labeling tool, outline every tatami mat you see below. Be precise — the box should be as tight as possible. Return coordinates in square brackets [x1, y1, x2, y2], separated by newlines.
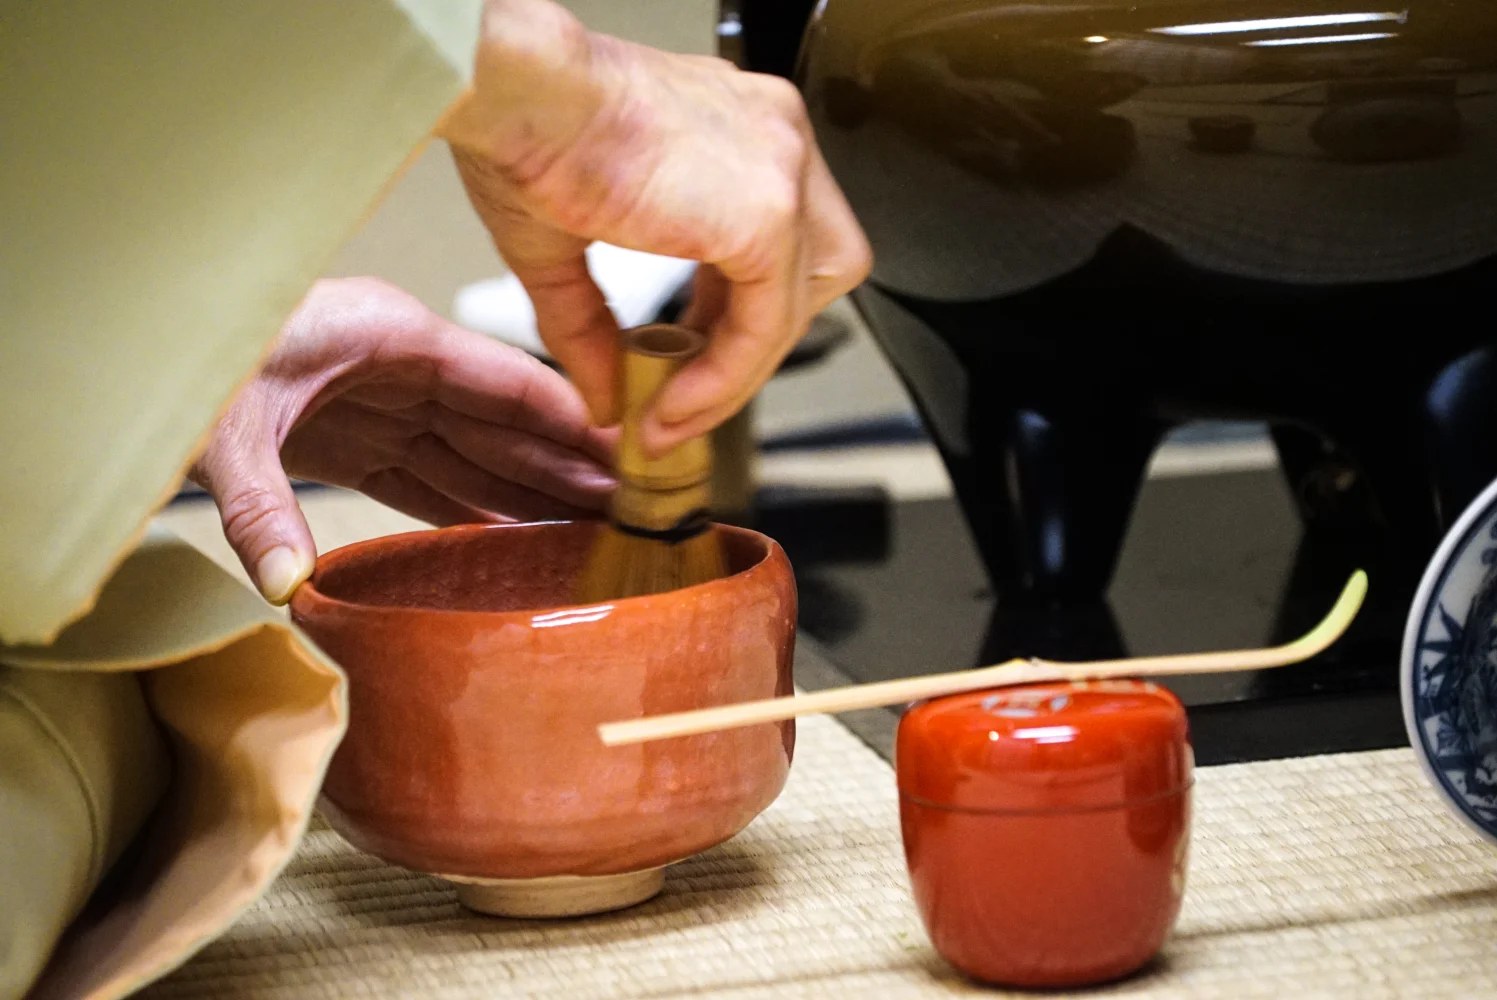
[140, 708, 1497, 999]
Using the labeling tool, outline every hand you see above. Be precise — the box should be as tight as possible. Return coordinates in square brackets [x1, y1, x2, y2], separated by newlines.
[190, 278, 615, 603]
[438, 0, 872, 454]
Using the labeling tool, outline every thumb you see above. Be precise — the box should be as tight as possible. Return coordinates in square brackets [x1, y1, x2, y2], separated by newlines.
[193, 428, 317, 605]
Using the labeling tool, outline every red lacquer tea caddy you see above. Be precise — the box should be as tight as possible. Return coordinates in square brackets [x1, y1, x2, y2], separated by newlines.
[897, 679, 1193, 988]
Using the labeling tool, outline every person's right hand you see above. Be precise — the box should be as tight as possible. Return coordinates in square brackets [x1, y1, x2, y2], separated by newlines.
[438, 0, 873, 456]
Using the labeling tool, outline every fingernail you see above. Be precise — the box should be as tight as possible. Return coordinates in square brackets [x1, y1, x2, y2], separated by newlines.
[580, 471, 618, 494]
[256, 546, 311, 605]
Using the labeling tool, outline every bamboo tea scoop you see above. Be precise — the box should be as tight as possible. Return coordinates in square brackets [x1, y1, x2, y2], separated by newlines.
[599, 569, 1368, 746]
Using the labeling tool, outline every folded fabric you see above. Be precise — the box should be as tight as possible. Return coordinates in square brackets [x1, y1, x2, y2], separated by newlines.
[1, 528, 347, 1000]
[0, 670, 169, 1000]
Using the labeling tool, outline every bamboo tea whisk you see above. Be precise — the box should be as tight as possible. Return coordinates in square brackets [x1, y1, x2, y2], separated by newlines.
[574, 324, 728, 603]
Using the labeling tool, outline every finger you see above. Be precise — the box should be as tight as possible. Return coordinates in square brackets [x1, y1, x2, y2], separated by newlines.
[643, 193, 806, 452]
[193, 407, 317, 605]
[356, 467, 505, 528]
[352, 319, 615, 457]
[285, 400, 615, 511]
[644, 309, 804, 454]
[681, 155, 857, 344]
[402, 432, 599, 522]
[450, 148, 620, 421]
[429, 407, 615, 510]
[800, 146, 874, 314]
[506, 253, 625, 427]
[676, 263, 729, 334]
[666, 262, 804, 436]
[280, 401, 412, 486]
[645, 149, 871, 453]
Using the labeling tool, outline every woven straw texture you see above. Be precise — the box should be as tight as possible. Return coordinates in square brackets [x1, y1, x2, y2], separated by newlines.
[142, 714, 1497, 999]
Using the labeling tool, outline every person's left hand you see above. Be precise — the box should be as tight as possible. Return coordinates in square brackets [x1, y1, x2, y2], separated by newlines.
[190, 277, 616, 603]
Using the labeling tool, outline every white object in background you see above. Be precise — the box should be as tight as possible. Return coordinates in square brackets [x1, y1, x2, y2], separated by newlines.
[453, 243, 697, 358]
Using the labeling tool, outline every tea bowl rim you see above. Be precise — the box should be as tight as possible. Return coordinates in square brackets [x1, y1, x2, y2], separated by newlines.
[289, 518, 787, 622]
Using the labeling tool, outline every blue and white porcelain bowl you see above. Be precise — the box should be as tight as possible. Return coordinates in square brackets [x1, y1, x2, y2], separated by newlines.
[1403, 476, 1497, 846]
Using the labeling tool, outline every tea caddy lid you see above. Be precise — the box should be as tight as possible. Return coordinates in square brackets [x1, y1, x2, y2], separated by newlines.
[896, 680, 1192, 813]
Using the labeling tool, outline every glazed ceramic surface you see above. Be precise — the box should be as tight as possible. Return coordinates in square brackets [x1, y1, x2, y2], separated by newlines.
[897, 680, 1192, 987]
[291, 521, 797, 882]
[1403, 475, 1497, 845]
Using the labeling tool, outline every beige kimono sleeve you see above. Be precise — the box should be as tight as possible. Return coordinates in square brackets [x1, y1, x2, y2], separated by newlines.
[1, 2, 481, 996]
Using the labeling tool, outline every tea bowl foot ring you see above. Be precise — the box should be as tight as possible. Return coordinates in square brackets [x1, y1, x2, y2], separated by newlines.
[444, 868, 665, 918]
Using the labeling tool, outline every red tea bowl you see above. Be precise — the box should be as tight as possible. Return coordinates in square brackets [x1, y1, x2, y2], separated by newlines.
[290, 520, 796, 918]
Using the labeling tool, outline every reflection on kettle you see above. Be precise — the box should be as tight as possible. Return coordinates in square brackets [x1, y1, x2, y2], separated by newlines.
[799, 0, 1497, 626]
[805, 0, 1497, 295]
[1311, 77, 1463, 162]
[827, 43, 1145, 189]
